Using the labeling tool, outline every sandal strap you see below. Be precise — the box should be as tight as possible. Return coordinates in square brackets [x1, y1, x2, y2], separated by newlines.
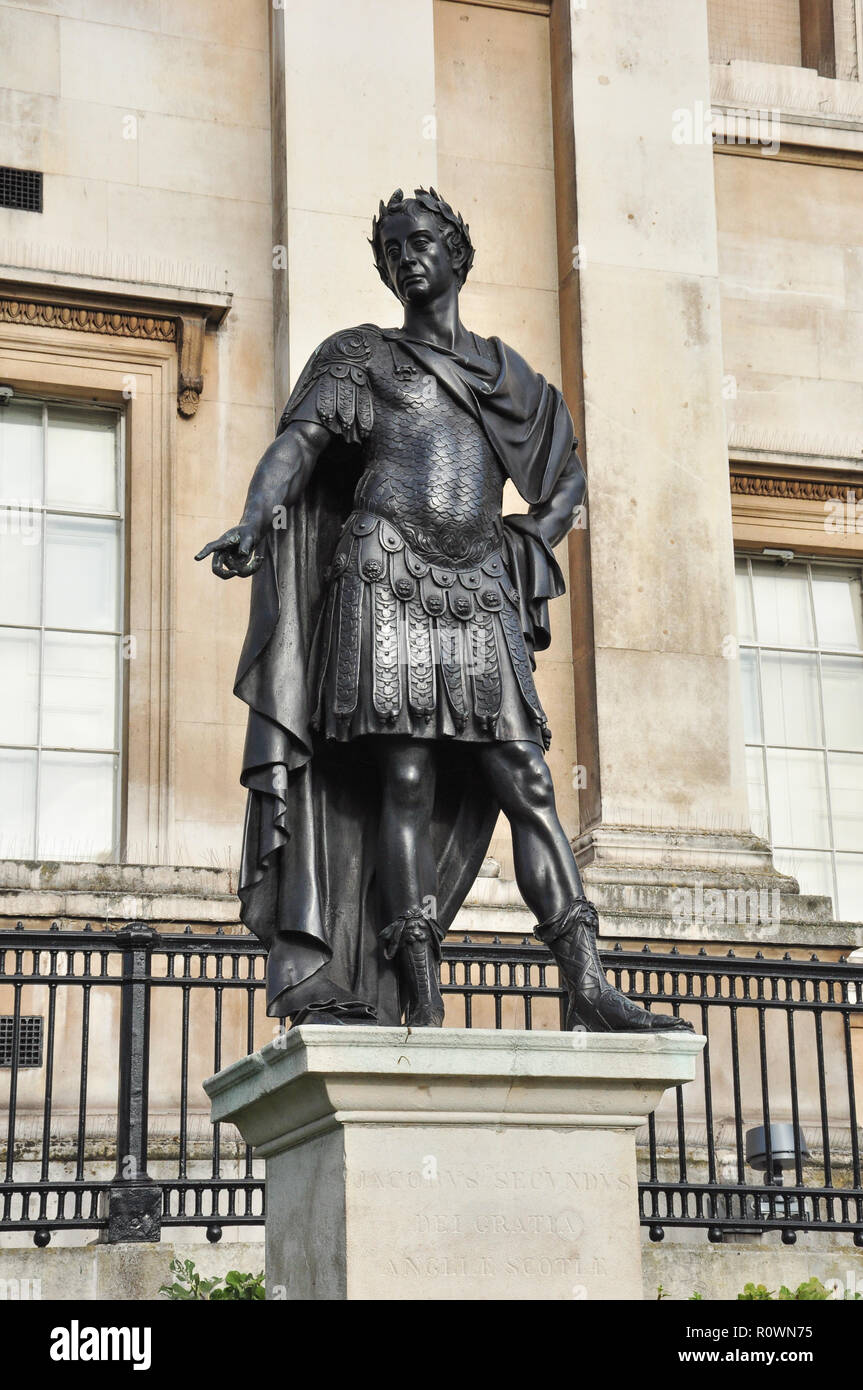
[380, 906, 446, 961]
[534, 896, 599, 944]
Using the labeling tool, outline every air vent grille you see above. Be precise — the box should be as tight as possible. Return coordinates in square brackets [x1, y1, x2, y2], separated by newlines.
[0, 1016, 44, 1067]
[0, 166, 43, 213]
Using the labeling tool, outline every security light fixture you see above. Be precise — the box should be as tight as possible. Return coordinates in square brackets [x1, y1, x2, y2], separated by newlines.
[745, 1123, 811, 1240]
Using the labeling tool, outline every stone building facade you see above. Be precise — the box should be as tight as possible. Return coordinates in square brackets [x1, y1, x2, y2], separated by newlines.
[0, 0, 862, 1296]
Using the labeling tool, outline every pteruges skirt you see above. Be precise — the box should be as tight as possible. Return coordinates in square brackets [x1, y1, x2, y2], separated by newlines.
[310, 511, 550, 747]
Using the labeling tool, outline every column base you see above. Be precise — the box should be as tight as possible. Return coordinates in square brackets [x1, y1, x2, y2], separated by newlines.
[576, 823, 838, 945]
[205, 1026, 704, 1301]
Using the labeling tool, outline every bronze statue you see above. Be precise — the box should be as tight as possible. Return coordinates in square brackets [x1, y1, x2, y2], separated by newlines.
[197, 187, 692, 1035]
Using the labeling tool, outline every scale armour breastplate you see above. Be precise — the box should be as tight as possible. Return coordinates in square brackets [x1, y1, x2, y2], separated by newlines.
[354, 372, 506, 566]
[287, 324, 550, 749]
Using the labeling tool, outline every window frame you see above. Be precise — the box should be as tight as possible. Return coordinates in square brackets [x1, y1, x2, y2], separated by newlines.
[0, 393, 127, 861]
[0, 321, 176, 866]
[735, 551, 863, 918]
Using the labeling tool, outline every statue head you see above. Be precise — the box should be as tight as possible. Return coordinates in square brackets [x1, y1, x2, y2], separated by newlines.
[370, 187, 475, 301]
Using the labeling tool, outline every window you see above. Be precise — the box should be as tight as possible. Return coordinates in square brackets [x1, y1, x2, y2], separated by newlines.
[707, 0, 803, 67]
[0, 399, 124, 861]
[736, 555, 863, 921]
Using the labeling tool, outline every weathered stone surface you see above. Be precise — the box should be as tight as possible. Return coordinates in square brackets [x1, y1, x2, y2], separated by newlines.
[205, 1026, 704, 1301]
[0, 1240, 265, 1301]
[643, 1235, 863, 1302]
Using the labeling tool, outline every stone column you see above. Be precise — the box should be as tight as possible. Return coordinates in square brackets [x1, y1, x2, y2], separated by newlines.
[269, 0, 438, 405]
[205, 1025, 704, 1302]
[550, 1, 823, 921]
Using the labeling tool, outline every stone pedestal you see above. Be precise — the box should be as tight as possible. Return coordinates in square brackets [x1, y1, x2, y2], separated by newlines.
[204, 1026, 705, 1301]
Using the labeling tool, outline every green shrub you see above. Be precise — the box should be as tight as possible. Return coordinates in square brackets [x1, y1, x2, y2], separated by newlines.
[667, 1276, 860, 1301]
[737, 1282, 776, 1301]
[737, 1277, 857, 1301]
[159, 1257, 265, 1301]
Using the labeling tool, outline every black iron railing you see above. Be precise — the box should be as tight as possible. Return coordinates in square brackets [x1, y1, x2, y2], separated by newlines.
[1, 924, 861, 1246]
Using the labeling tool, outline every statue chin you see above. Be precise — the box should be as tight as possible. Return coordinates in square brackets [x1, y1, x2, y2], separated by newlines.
[400, 284, 432, 306]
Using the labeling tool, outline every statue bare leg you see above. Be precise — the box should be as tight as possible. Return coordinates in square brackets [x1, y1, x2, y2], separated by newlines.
[375, 739, 445, 1026]
[474, 741, 693, 1034]
[375, 739, 438, 922]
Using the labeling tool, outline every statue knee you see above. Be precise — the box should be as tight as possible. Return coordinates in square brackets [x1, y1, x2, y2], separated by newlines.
[505, 746, 556, 815]
[385, 752, 433, 815]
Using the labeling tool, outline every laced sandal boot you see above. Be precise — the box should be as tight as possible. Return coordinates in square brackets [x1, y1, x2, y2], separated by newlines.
[536, 898, 694, 1035]
[380, 907, 446, 1027]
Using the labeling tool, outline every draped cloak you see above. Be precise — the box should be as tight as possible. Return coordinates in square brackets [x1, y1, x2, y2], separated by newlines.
[233, 329, 577, 1020]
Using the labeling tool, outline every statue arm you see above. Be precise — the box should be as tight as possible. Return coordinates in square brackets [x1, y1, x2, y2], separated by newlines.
[238, 419, 331, 534]
[526, 447, 586, 550]
[195, 419, 331, 579]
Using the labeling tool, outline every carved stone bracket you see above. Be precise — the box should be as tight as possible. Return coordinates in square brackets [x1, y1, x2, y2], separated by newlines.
[176, 312, 207, 418]
[0, 276, 231, 418]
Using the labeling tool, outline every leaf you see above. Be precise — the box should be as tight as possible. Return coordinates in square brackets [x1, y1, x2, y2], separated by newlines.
[161, 1283, 193, 1300]
[794, 1277, 830, 1301]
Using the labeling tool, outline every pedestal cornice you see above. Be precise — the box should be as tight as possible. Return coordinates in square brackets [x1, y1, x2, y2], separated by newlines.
[205, 1026, 705, 1158]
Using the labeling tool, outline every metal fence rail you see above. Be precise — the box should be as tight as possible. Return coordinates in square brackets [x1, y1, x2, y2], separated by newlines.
[1, 924, 861, 1246]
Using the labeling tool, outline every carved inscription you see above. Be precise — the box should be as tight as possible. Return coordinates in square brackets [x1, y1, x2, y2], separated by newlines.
[349, 1162, 628, 1294]
[349, 1165, 632, 1192]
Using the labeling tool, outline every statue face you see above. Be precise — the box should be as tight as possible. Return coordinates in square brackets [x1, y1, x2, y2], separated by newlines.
[380, 209, 459, 304]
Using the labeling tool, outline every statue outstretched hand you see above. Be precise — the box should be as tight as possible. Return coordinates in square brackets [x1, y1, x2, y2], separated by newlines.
[195, 523, 263, 580]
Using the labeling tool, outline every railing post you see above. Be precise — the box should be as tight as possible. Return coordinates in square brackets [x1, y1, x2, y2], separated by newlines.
[103, 923, 162, 1243]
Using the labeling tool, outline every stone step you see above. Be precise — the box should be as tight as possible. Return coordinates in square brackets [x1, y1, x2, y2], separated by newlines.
[1, 862, 860, 951]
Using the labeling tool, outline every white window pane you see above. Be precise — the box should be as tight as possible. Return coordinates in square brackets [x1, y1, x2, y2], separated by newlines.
[835, 855, 863, 922]
[44, 515, 120, 631]
[0, 509, 43, 625]
[42, 633, 119, 750]
[735, 560, 755, 643]
[0, 628, 40, 745]
[827, 752, 863, 853]
[751, 561, 814, 647]
[38, 751, 117, 861]
[766, 748, 830, 849]
[773, 848, 835, 906]
[45, 406, 117, 512]
[739, 647, 761, 742]
[745, 745, 769, 839]
[812, 568, 863, 652]
[0, 748, 36, 858]
[0, 402, 42, 503]
[761, 650, 821, 747]
[821, 656, 863, 752]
